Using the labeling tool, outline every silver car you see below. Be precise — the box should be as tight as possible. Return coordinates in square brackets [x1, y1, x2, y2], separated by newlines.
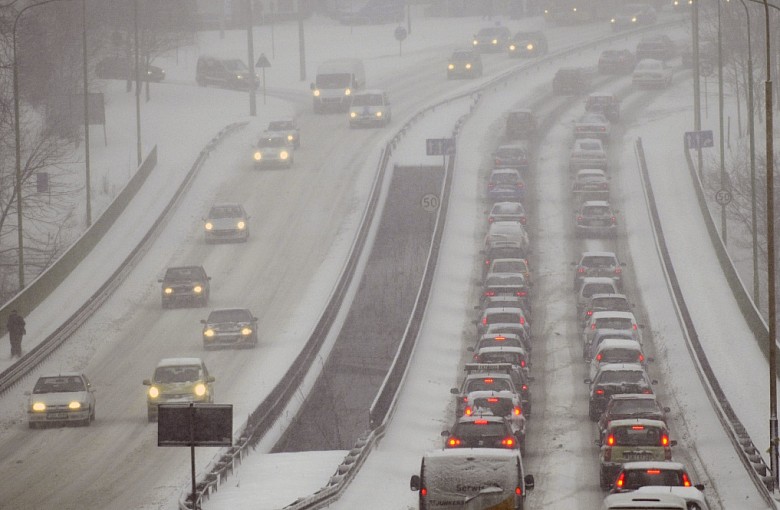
[266, 119, 300, 148]
[574, 113, 610, 142]
[203, 203, 249, 243]
[572, 168, 610, 200]
[575, 200, 617, 237]
[27, 373, 96, 428]
[253, 134, 294, 168]
[569, 138, 608, 172]
[632, 59, 672, 88]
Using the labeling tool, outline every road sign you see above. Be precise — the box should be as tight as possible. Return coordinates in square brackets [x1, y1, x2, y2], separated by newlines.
[426, 138, 455, 156]
[684, 130, 714, 149]
[715, 188, 732, 206]
[420, 193, 440, 212]
[394, 26, 407, 42]
[255, 53, 271, 68]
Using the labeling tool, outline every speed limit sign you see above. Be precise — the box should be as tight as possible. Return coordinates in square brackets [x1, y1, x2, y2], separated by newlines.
[421, 193, 440, 212]
[715, 188, 732, 206]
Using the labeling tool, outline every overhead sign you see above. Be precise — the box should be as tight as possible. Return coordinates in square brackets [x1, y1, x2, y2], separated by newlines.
[426, 138, 455, 156]
[158, 403, 233, 447]
[684, 130, 713, 149]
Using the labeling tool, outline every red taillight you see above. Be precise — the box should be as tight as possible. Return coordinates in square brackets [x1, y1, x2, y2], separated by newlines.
[494, 159, 501, 165]
[475, 419, 489, 425]
[615, 473, 625, 488]
[517, 182, 524, 189]
[519, 317, 525, 325]
[494, 335, 506, 341]
[464, 407, 473, 416]
[633, 324, 638, 330]
[615, 267, 622, 274]
[421, 488, 427, 496]
[639, 354, 645, 362]
[596, 353, 602, 361]
[484, 290, 496, 297]
[577, 215, 583, 222]
[577, 267, 586, 273]
[592, 323, 596, 330]
[682, 473, 692, 487]
[607, 434, 615, 446]
[631, 425, 645, 430]
[513, 407, 521, 415]
[488, 217, 495, 223]
[487, 397, 499, 403]
[601, 182, 608, 189]
[482, 317, 488, 326]
[595, 389, 605, 395]
[447, 437, 461, 447]
[516, 291, 527, 297]
[501, 437, 515, 447]
[521, 384, 528, 391]
[515, 486, 522, 496]
[520, 360, 526, 367]
[587, 310, 593, 316]
[485, 259, 491, 266]
[599, 127, 606, 131]
[520, 217, 527, 225]
[646, 469, 661, 475]
[661, 434, 669, 446]
[642, 389, 652, 394]
[488, 182, 495, 189]
[483, 378, 494, 384]
[463, 397, 469, 403]
[611, 216, 617, 224]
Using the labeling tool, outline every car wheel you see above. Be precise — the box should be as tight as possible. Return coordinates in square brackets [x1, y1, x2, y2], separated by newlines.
[599, 471, 610, 490]
[90, 406, 96, 422]
[148, 410, 157, 423]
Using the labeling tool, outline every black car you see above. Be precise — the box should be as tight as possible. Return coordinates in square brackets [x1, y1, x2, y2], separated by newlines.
[585, 364, 656, 420]
[447, 49, 483, 79]
[95, 57, 165, 82]
[201, 308, 258, 349]
[443, 415, 521, 450]
[505, 109, 537, 140]
[598, 49, 636, 74]
[507, 30, 548, 58]
[598, 394, 671, 435]
[553, 67, 591, 95]
[196, 56, 258, 90]
[159, 266, 211, 308]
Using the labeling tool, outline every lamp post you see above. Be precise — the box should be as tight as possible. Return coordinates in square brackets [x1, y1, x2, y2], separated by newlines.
[82, 0, 91, 227]
[133, 0, 142, 166]
[718, 0, 728, 245]
[12, 0, 75, 289]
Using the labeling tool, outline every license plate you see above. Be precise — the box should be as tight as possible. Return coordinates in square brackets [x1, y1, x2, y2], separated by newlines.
[624, 452, 653, 461]
[48, 413, 68, 419]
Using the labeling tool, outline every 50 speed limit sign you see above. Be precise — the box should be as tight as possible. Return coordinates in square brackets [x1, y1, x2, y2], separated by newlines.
[715, 188, 732, 206]
[421, 193, 440, 212]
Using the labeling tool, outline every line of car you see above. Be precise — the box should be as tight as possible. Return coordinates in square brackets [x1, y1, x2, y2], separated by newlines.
[447, 26, 548, 80]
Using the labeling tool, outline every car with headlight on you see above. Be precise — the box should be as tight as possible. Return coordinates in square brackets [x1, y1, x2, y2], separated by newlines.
[447, 48, 483, 79]
[575, 200, 618, 237]
[159, 265, 211, 308]
[574, 113, 611, 143]
[610, 4, 657, 31]
[265, 119, 300, 148]
[472, 26, 512, 53]
[203, 203, 249, 243]
[348, 89, 391, 128]
[598, 49, 636, 75]
[253, 134, 294, 168]
[507, 30, 548, 57]
[96, 56, 165, 82]
[488, 201, 527, 226]
[585, 94, 621, 121]
[196, 55, 258, 90]
[202, 308, 259, 350]
[27, 373, 96, 428]
[492, 143, 531, 172]
[569, 138, 608, 172]
[633, 59, 672, 88]
[572, 168, 610, 201]
[143, 357, 215, 422]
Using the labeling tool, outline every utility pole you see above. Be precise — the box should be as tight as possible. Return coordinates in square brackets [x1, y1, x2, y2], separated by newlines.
[82, 0, 91, 226]
[692, 0, 703, 181]
[133, 0, 142, 167]
[246, 0, 256, 116]
[718, 0, 727, 245]
[298, 0, 306, 81]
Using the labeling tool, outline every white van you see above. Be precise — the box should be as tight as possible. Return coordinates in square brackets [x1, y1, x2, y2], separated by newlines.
[311, 58, 365, 113]
[410, 449, 534, 510]
[602, 492, 687, 510]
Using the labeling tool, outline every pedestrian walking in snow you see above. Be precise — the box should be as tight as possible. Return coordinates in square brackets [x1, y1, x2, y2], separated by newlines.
[7, 309, 26, 358]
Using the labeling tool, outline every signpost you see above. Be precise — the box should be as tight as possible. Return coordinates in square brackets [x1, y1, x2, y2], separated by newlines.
[426, 137, 455, 171]
[394, 26, 407, 57]
[684, 129, 714, 149]
[255, 53, 271, 105]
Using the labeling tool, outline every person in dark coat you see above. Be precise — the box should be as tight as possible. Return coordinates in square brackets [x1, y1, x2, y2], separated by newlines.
[7, 309, 25, 358]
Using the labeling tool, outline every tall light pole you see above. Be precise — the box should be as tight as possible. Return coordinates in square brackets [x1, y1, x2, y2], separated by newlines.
[246, 0, 256, 116]
[718, 0, 728, 245]
[133, 0, 142, 166]
[12, 0, 73, 289]
[692, 0, 703, 181]
[82, 0, 91, 226]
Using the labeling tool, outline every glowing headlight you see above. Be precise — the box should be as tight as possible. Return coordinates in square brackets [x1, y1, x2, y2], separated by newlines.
[572, 7, 577, 12]
[287, 134, 294, 141]
[164, 287, 173, 295]
[68, 401, 81, 410]
[448, 63, 455, 70]
[241, 327, 253, 336]
[194, 383, 207, 397]
[509, 44, 516, 51]
[236, 221, 246, 230]
[344, 88, 351, 96]
[465, 63, 472, 69]
[279, 151, 289, 160]
[148, 386, 159, 398]
[236, 75, 244, 80]
[193, 285, 203, 294]
[375, 111, 383, 118]
[204, 222, 213, 230]
[254, 151, 262, 161]
[350, 111, 357, 118]
[313, 89, 320, 97]
[204, 329, 215, 338]
[472, 40, 478, 46]
[611, 18, 616, 23]
[526, 43, 534, 51]
[631, 16, 637, 22]
[32, 402, 46, 412]
[492, 39, 498, 45]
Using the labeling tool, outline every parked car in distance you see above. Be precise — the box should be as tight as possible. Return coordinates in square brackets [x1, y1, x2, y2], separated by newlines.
[265, 119, 300, 148]
[203, 203, 249, 243]
[202, 308, 259, 349]
[96, 56, 165, 82]
[633, 59, 672, 88]
[553, 67, 591, 95]
[472, 26, 512, 52]
[159, 265, 211, 308]
[27, 373, 96, 428]
[143, 357, 215, 422]
[196, 55, 258, 89]
[349, 89, 391, 127]
[508, 30, 548, 57]
[505, 109, 538, 140]
[598, 49, 636, 74]
[447, 48, 483, 79]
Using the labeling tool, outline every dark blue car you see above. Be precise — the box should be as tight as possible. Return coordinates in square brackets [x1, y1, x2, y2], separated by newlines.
[488, 168, 526, 202]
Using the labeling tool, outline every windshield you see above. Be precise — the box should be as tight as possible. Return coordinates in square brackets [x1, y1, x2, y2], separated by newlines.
[257, 137, 287, 147]
[598, 370, 646, 385]
[267, 121, 293, 130]
[165, 267, 200, 281]
[351, 94, 384, 107]
[154, 365, 202, 384]
[208, 205, 243, 219]
[208, 309, 252, 323]
[223, 59, 248, 72]
[316, 73, 351, 88]
[34, 376, 85, 393]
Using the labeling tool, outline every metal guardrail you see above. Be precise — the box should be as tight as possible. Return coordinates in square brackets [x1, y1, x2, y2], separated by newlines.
[636, 137, 776, 506]
[0, 123, 247, 397]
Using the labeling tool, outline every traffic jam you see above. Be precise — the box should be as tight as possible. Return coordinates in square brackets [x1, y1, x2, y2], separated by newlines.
[412, 28, 711, 509]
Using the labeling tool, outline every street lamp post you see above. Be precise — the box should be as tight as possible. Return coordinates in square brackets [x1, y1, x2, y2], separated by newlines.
[82, 0, 91, 227]
[133, 0, 142, 167]
[718, 0, 728, 245]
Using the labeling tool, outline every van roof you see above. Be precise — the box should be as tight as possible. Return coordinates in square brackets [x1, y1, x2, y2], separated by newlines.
[317, 58, 364, 73]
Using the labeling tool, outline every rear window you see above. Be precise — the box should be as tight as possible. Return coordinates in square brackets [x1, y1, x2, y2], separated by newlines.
[611, 399, 658, 415]
[492, 203, 524, 214]
[582, 283, 616, 297]
[491, 172, 520, 185]
[609, 425, 666, 446]
[582, 256, 617, 267]
[478, 337, 523, 349]
[487, 313, 521, 324]
[486, 275, 526, 287]
[492, 260, 526, 273]
[465, 378, 513, 393]
[593, 297, 629, 311]
[621, 469, 686, 489]
[479, 352, 523, 365]
[599, 348, 640, 363]
[34, 376, 85, 393]
[578, 141, 602, 151]
[598, 370, 646, 385]
[595, 318, 633, 330]
[583, 206, 611, 216]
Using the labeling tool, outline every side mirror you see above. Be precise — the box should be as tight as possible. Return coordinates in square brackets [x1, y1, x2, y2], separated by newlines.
[639, 324, 646, 329]
[663, 407, 671, 413]
[200, 319, 207, 324]
[524, 474, 535, 490]
[620, 262, 627, 266]
[584, 378, 592, 385]
[157, 278, 163, 283]
[440, 430, 450, 437]
[467, 346, 475, 352]
[570, 261, 576, 266]
[410, 475, 421, 492]
[450, 387, 459, 395]
[142, 379, 151, 386]
[471, 319, 479, 325]
[670, 440, 678, 447]
[651, 379, 658, 385]
[695, 483, 705, 491]
[647, 356, 655, 363]
[207, 376, 216, 383]
[309, 83, 315, 90]
[207, 276, 212, 280]
[527, 376, 535, 382]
